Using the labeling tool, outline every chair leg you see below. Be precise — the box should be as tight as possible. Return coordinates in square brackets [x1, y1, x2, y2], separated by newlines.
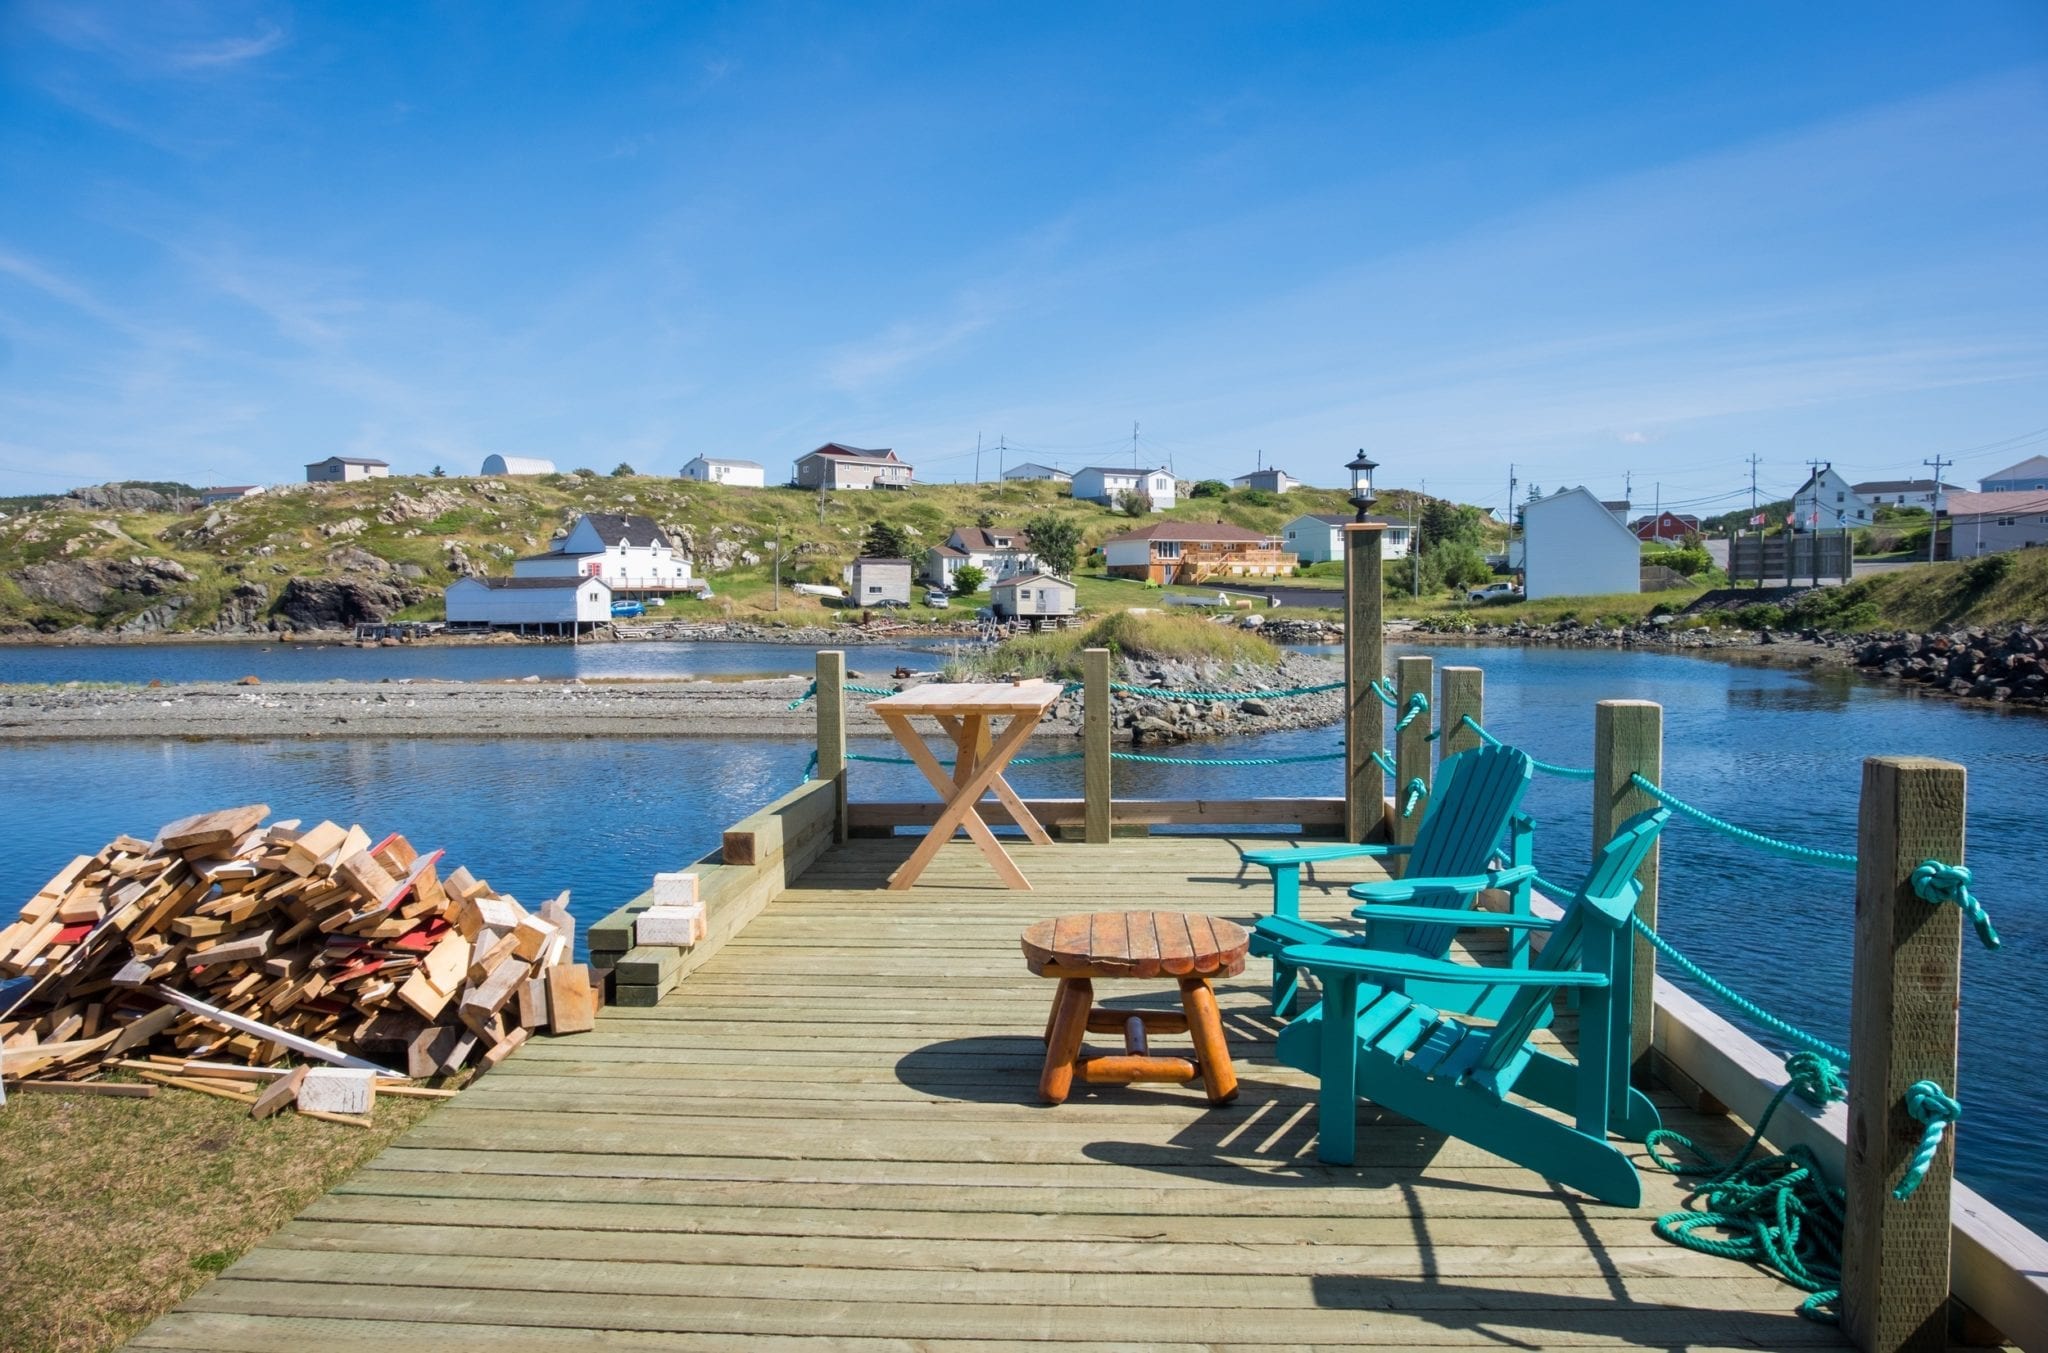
[1270, 959, 1300, 1018]
[1038, 978, 1092, 1105]
[1315, 971, 1360, 1164]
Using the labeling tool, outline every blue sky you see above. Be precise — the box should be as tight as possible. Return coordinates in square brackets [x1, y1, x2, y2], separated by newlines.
[2, 2, 2044, 517]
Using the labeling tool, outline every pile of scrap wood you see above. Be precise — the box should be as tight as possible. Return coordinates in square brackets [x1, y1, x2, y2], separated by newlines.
[0, 804, 600, 1116]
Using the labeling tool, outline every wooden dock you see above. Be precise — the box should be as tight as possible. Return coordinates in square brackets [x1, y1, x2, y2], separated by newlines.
[132, 835, 1849, 1351]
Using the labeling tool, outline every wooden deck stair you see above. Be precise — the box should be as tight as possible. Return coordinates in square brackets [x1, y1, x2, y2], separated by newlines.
[131, 835, 1849, 1350]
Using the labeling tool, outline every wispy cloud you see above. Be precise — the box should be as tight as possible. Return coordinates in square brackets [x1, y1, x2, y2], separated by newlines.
[21, 2, 289, 77]
[165, 24, 287, 71]
[823, 291, 1008, 393]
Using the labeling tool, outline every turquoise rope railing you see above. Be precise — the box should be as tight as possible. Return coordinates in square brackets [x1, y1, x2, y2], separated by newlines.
[841, 750, 1086, 768]
[1893, 1081, 1961, 1201]
[1629, 774, 1858, 872]
[1461, 717, 1597, 780]
[1400, 777, 1427, 818]
[1910, 861, 2000, 949]
[786, 679, 899, 709]
[1110, 749, 1345, 767]
[1369, 749, 1396, 777]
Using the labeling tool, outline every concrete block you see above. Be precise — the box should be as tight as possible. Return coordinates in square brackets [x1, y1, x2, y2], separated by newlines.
[297, 1067, 375, 1116]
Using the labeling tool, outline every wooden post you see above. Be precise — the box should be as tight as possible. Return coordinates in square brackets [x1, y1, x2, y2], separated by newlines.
[1343, 523, 1387, 843]
[1438, 665, 1483, 760]
[1592, 699, 1661, 1076]
[1390, 655, 1434, 864]
[816, 650, 847, 843]
[1843, 756, 1965, 1353]
[1082, 647, 1112, 844]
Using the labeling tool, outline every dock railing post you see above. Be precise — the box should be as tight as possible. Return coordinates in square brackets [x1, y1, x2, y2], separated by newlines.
[1437, 666, 1483, 761]
[816, 649, 847, 842]
[1843, 756, 1965, 1353]
[1083, 647, 1112, 844]
[1390, 655, 1434, 869]
[1592, 699, 1661, 1077]
[1343, 523, 1387, 843]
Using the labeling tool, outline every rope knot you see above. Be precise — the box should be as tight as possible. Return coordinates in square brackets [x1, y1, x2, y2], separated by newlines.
[1400, 777, 1427, 818]
[1784, 1051, 1847, 1107]
[1911, 860, 2000, 949]
[1894, 1081, 1961, 1201]
[1394, 691, 1430, 730]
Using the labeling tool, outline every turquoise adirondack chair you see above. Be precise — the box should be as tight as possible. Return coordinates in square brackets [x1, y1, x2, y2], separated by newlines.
[1245, 743, 1537, 1017]
[1275, 808, 1670, 1208]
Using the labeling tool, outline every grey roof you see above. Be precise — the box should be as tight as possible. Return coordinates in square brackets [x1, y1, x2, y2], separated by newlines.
[854, 556, 911, 566]
[691, 457, 764, 469]
[307, 456, 389, 467]
[807, 443, 899, 460]
[1077, 465, 1169, 476]
[994, 571, 1074, 589]
[459, 576, 609, 591]
[578, 513, 671, 548]
[1851, 478, 1955, 494]
[928, 544, 967, 558]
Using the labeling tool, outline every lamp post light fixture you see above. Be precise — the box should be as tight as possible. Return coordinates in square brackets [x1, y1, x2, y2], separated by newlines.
[1347, 449, 1379, 523]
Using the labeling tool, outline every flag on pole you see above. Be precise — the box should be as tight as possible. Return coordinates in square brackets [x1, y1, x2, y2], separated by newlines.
[1749, 512, 1766, 526]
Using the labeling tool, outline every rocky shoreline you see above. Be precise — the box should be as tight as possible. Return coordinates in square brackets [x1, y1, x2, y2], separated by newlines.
[0, 617, 983, 648]
[0, 650, 1349, 743]
[1849, 625, 2048, 707]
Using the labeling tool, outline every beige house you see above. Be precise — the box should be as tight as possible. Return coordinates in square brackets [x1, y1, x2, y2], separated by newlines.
[1100, 522, 1295, 585]
[305, 456, 390, 483]
[794, 443, 913, 490]
[848, 557, 913, 606]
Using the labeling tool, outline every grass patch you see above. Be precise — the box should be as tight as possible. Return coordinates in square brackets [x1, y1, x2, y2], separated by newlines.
[1389, 587, 1697, 628]
[1778, 548, 2048, 632]
[947, 610, 1279, 680]
[0, 1078, 439, 1353]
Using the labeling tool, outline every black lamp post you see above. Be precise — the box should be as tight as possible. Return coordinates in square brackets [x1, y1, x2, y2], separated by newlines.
[1347, 449, 1379, 523]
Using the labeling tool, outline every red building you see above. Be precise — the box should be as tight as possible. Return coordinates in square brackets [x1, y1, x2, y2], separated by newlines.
[1630, 511, 1701, 543]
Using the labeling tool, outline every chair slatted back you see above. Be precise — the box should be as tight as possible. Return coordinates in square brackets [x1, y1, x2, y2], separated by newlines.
[1387, 745, 1533, 956]
[1473, 809, 1669, 1077]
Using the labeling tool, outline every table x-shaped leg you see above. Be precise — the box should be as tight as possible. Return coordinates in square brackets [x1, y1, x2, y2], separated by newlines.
[936, 713, 1052, 847]
[877, 708, 1042, 890]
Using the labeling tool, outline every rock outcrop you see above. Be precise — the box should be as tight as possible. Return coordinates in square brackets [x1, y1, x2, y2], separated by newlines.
[1852, 625, 2047, 705]
[273, 577, 423, 631]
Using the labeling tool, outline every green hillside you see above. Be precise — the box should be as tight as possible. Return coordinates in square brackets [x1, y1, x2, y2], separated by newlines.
[0, 471, 1443, 635]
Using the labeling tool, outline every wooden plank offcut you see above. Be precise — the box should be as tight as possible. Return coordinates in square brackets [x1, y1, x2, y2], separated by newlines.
[131, 834, 1847, 1351]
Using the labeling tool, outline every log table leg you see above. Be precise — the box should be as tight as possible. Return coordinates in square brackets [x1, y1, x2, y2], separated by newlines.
[1039, 977, 1092, 1104]
[1180, 975, 1239, 1105]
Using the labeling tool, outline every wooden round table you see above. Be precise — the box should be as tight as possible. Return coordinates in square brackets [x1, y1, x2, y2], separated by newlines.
[1020, 911, 1250, 1106]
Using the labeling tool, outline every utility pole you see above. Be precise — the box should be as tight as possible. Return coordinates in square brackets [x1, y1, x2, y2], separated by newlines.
[773, 520, 782, 611]
[974, 431, 982, 484]
[998, 435, 1006, 480]
[1506, 462, 1518, 581]
[1804, 459, 1828, 588]
[1746, 454, 1762, 515]
[1924, 453, 1952, 563]
[1132, 421, 1140, 469]
[1623, 469, 1632, 510]
[1414, 478, 1424, 599]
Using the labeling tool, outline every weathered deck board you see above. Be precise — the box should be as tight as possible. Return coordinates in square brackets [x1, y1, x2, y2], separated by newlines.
[133, 834, 1847, 1351]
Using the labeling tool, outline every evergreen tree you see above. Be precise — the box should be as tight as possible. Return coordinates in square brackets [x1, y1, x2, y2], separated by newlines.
[861, 521, 913, 558]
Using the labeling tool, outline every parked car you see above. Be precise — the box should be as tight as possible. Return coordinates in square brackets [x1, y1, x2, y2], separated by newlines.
[923, 589, 951, 608]
[610, 600, 645, 618]
[645, 597, 665, 608]
[1466, 582, 1522, 604]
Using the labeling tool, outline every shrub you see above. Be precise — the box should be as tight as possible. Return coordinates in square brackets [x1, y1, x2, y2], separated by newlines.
[1189, 480, 1229, 499]
[1964, 552, 2012, 591]
[1642, 545, 1712, 577]
[1235, 488, 1277, 507]
[951, 564, 986, 595]
[1734, 603, 1784, 630]
[1113, 488, 1150, 517]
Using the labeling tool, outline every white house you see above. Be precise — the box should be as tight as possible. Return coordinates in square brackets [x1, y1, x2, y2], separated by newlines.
[793, 443, 913, 490]
[1980, 456, 2048, 493]
[681, 455, 767, 488]
[1935, 491, 2048, 558]
[1231, 468, 1300, 494]
[1280, 513, 1412, 563]
[1518, 487, 1641, 600]
[305, 456, 390, 483]
[1002, 462, 1071, 483]
[480, 454, 556, 476]
[511, 512, 692, 594]
[1851, 478, 1956, 511]
[847, 557, 913, 606]
[989, 572, 1077, 626]
[444, 576, 613, 634]
[1071, 465, 1177, 511]
[1790, 464, 1871, 532]
[926, 525, 1039, 591]
[198, 485, 265, 507]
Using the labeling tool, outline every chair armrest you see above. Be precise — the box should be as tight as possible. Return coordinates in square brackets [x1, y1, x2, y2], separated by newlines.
[1345, 903, 1557, 932]
[1280, 943, 1608, 988]
[1243, 843, 1410, 869]
[1350, 863, 1536, 907]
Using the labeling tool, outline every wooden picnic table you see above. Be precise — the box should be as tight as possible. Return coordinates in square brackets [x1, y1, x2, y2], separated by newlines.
[867, 679, 1066, 891]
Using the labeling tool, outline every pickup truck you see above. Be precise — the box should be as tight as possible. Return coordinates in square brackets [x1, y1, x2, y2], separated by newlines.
[1465, 582, 1522, 604]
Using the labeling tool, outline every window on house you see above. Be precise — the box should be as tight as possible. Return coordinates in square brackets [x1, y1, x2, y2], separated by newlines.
[1020, 589, 1032, 599]
[868, 584, 882, 594]
[1156, 541, 1180, 558]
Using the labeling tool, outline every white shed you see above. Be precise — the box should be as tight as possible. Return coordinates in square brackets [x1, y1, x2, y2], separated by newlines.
[444, 576, 613, 633]
[682, 456, 767, 488]
[849, 557, 913, 606]
[989, 572, 1077, 625]
[481, 454, 557, 476]
[1518, 487, 1642, 601]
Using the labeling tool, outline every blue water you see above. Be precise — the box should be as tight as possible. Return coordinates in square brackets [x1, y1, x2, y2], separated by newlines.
[0, 638, 953, 685]
[1, 641, 2041, 1231]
